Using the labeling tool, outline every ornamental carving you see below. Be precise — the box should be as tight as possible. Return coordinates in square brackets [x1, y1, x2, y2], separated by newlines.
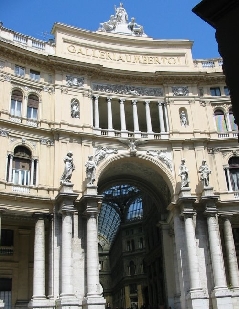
[172, 86, 189, 96]
[40, 138, 54, 146]
[94, 147, 118, 166]
[207, 148, 220, 154]
[93, 83, 163, 97]
[146, 150, 173, 171]
[66, 75, 84, 87]
[0, 129, 9, 137]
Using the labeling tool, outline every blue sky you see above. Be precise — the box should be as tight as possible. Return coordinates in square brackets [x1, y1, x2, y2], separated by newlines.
[0, 0, 219, 59]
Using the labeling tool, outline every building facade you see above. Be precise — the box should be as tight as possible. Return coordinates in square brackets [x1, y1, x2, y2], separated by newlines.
[0, 3, 239, 309]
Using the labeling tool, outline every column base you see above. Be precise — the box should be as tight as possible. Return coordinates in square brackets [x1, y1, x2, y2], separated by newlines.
[231, 288, 239, 309]
[186, 289, 209, 309]
[82, 296, 106, 309]
[28, 298, 55, 309]
[56, 295, 80, 309]
[211, 288, 233, 309]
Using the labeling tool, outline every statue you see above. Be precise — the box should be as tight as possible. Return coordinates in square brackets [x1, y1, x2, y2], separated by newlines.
[178, 159, 189, 188]
[60, 151, 75, 184]
[114, 3, 128, 23]
[180, 110, 187, 127]
[198, 160, 211, 187]
[128, 17, 144, 36]
[99, 15, 117, 32]
[85, 155, 96, 185]
[71, 100, 79, 118]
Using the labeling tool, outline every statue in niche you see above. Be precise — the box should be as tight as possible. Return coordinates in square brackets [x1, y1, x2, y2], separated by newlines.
[99, 15, 117, 32]
[128, 17, 144, 36]
[178, 159, 189, 188]
[198, 160, 211, 187]
[114, 3, 128, 23]
[85, 155, 96, 185]
[71, 100, 79, 118]
[180, 110, 187, 127]
[60, 151, 75, 184]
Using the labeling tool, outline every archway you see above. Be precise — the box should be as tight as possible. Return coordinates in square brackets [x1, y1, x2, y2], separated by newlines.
[97, 157, 173, 309]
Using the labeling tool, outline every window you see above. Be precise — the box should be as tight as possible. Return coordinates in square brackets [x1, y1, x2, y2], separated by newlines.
[224, 86, 230, 96]
[6, 146, 37, 186]
[15, 65, 25, 76]
[225, 157, 239, 191]
[129, 261, 136, 276]
[10, 90, 22, 117]
[30, 69, 40, 81]
[1, 230, 14, 246]
[139, 237, 144, 249]
[210, 87, 221, 96]
[214, 109, 227, 132]
[27, 94, 39, 120]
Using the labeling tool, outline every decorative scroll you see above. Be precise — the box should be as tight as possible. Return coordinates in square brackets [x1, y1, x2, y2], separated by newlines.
[172, 86, 189, 96]
[93, 83, 163, 97]
[66, 75, 84, 87]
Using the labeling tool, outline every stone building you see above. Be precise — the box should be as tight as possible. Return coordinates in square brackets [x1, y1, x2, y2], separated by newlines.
[0, 3, 239, 309]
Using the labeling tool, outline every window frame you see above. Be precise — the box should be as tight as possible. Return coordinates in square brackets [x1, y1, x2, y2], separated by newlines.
[14, 65, 25, 77]
[30, 69, 40, 81]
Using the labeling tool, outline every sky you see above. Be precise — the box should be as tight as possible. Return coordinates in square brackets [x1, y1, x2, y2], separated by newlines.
[0, 0, 220, 59]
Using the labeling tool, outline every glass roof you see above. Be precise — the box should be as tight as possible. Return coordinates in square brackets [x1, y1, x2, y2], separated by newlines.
[98, 184, 143, 245]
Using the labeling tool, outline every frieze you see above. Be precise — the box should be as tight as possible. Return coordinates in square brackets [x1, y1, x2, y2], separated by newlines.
[40, 138, 54, 146]
[92, 83, 163, 97]
[146, 150, 173, 171]
[207, 148, 221, 154]
[221, 149, 239, 158]
[172, 86, 189, 96]
[66, 75, 84, 87]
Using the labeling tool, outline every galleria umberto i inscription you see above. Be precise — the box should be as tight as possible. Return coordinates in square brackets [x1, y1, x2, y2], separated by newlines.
[66, 44, 184, 66]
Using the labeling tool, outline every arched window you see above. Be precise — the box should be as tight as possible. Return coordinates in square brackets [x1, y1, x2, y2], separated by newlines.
[225, 157, 239, 191]
[11, 90, 22, 117]
[214, 109, 227, 132]
[6, 146, 38, 186]
[27, 94, 39, 120]
[229, 109, 238, 132]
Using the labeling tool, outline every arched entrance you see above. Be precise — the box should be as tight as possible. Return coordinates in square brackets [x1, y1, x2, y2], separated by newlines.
[96, 157, 174, 309]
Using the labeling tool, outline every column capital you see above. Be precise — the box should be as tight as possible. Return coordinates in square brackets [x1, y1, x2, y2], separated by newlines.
[106, 96, 112, 102]
[144, 100, 150, 105]
[182, 209, 196, 219]
[119, 98, 126, 103]
[132, 99, 137, 105]
[32, 212, 47, 220]
[204, 206, 218, 217]
[93, 95, 99, 99]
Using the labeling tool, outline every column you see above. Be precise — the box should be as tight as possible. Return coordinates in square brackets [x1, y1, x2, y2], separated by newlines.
[7, 154, 13, 182]
[144, 100, 153, 133]
[119, 98, 126, 131]
[222, 216, 239, 288]
[32, 214, 46, 299]
[61, 209, 74, 297]
[35, 159, 38, 186]
[48, 214, 54, 298]
[158, 102, 165, 133]
[206, 212, 227, 289]
[225, 168, 232, 191]
[162, 103, 169, 132]
[205, 209, 233, 309]
[132, 100, 139, 132]
[94, 96, 99, 129]
[107, 97, 113, 130]
[86, 211, 100, 297]
[183, 212, 202, 290]
[30, 159, 34, 186]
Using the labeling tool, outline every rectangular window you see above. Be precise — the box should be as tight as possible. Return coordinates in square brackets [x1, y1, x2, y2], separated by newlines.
[27, 106, 38, 120]
[15, 65, 25, 76]
[1, 229, 14, 246]
[30, 69, 40, 81]
[210, 87, 221, 96]
[10, 99, 22, 117]
[224, 86, 230, 96]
